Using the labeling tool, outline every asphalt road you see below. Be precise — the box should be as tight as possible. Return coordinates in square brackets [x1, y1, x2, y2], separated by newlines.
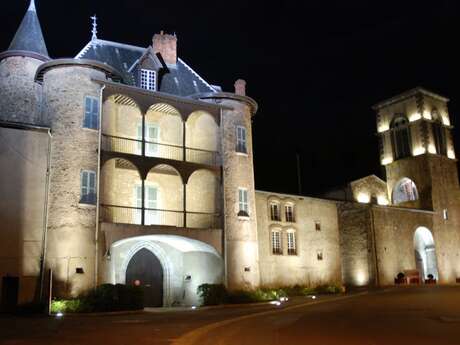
[1, 286, 460, 345]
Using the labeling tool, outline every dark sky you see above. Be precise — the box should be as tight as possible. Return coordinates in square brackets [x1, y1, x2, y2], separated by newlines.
[2, 0, 460, 196]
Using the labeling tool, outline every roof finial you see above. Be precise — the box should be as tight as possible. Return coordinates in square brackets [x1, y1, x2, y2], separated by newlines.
[91, 15, 98, 41]
[28, 0, 36, 12]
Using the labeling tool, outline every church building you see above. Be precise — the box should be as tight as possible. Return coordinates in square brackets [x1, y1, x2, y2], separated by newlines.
[1, 1, 459, 308]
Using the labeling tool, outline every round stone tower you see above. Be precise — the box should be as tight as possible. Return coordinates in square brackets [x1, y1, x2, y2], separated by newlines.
[199, 80, 261, 290]
[36, 59, 120, 297]
[0, 0, 50, 125]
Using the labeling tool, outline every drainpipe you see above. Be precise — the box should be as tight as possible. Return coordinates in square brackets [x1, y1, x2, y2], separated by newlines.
[39, 128, 52, 302]
[220, 107, 228, 287]
[94, 85, 105, 288]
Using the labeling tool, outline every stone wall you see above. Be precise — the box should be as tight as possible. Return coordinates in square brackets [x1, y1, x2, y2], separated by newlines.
[0, 56, 44, 125]
[0, 126, 49, 304]
[256, 191, 342, 287]
[218, 98, 260, 290]
[42, 66, 105, 298]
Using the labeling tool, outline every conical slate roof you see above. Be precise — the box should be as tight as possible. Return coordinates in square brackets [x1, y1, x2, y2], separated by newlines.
[8, 0, 48, 57]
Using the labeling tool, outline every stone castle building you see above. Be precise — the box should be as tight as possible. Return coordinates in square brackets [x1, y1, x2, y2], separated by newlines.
[1, 1, 459, 307]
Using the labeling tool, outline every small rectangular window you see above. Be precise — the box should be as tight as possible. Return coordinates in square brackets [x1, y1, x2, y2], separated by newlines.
[140, 69, 156, 91]
[270, 203, 281, 221]
[287, 231, 296, 255]
[80, 170, 97, 204]
[315, 221, 321, 231]
[272, 231, 282, 255]
[285, 204, 295, 222]
[238, 188, 249, 216]
[83, 96, 99, 130]
[236, 126, 247, 153]
[443, 209, 448, 220]
[317, 250, 323, 261]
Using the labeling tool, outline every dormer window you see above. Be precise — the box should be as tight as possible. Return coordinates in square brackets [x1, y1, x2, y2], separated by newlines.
[140, 69, 156, 91]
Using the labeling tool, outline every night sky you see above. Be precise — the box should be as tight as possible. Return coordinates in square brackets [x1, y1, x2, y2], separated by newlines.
[2, 1, 460, 196]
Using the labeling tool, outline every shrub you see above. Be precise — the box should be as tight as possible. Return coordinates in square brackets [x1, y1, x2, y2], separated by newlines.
[197, 284, 228, 306]
[314, 284, 342, 295]
[50, 284, 143, 313]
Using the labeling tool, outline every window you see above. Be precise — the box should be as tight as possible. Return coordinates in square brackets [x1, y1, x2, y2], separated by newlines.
[80, 170, 96, 204]
[238, 188, 249, 217]
[271, 230, 282, 255]
[443, 209, 448, 220]
[140, 69, 156, 91]
[390, 115, 411, 160]
[270, 202, 281, 221]
[137, 123, 159, 156]
[315, 221, 321, 231]
[134, 185, 159, 225]
[285, 204, 295, 222]
[392, 178, 418, 204]
[432, 111, 447, 156]
[84, 96, 99, 130]
[287, 230, 296, 255]
[236, 126, 247, 153]
[317, 250, 323, 261]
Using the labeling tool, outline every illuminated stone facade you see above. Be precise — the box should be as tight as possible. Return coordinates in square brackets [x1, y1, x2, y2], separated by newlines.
[1, 1, 460, 308]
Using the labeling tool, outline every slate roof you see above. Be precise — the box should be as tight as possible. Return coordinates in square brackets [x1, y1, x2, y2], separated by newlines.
[8, 0, 48, 57]
[76, 39, 217, 97]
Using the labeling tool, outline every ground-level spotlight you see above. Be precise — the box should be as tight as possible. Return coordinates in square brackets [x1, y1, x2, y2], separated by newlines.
[311, 295, 317, 300]
[280, 297, 288, 302]
[191, 306, 197, 310]
[270, 301, 281, 306]
[56, 312, 64, 318]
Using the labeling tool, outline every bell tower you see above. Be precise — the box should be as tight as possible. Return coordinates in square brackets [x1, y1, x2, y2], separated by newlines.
[374, 87, 458, 210]
[373, 87, 460, 283]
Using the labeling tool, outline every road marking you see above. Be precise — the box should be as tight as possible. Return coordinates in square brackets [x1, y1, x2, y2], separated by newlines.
[172, 292, 369, 345]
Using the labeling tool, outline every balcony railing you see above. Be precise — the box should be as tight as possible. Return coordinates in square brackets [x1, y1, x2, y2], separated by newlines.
[100, 204, 221, 229]
[101, 134, 220, 166]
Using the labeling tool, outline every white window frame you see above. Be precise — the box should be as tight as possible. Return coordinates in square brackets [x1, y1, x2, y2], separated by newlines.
[236, 126, 247, 153]
[83, 96, 99, 130]
[271, 230, 282, 255]
[270, 202, 281, 221]
[80, 170, 97, 204]
[134, 184, 159, 225]
[285, 204, 295, 222]
[238, 188, 249, 216]
[140, 69, 157, 91]
[137, 123, 160, 156]
[287, 230, 296, 255]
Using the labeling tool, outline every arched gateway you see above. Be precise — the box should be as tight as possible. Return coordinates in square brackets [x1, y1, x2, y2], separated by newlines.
[414, 227, 439, 281]
[110, 235, 223, 306]
[126, 248, 163, 307]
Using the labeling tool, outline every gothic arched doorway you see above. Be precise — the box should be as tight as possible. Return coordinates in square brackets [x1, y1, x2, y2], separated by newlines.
[126, 248, 164, 307]
[414, 227, 439, 281]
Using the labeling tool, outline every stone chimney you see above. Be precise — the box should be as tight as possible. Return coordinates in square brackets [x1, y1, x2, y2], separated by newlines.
[234, 79, 246, 96]
[152, 31, 177, 65]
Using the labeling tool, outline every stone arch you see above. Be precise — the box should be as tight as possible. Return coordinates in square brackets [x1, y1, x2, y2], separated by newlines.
[186, 110, 220, 159]
[100, 158, 143, 224]
[392, 177, 418, 204]
[414, 227, 439, 280]
[186, 169, 220, 228]
[146, 164, 184, 227]
[110, 235, 224, 306]
[102, 94, 144, 141]
[145, 103, 183, 160]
